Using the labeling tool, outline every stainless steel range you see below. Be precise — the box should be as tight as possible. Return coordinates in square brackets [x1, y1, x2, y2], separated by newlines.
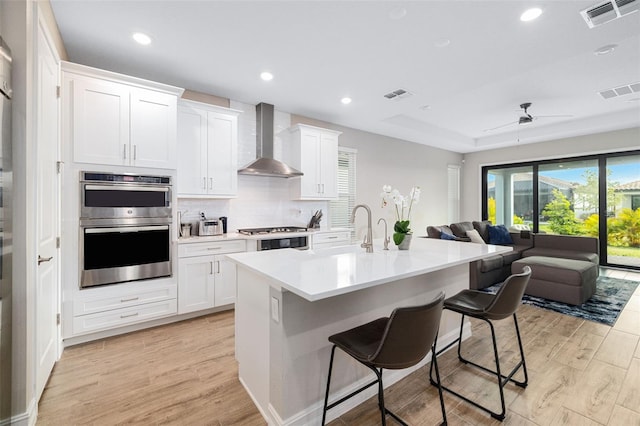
[238, 226, 309, 251]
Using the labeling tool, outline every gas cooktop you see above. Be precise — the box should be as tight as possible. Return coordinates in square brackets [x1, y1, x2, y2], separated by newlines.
[237, 226, 308, 236]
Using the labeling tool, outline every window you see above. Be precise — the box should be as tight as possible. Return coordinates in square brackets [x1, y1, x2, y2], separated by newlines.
[330, 147, 357, 237]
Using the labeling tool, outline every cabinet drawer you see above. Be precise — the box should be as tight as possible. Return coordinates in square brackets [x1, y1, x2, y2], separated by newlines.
[178, 240, 246, 258]
[73, 299, 177, 335]
[313, 231, 351, 245]
[73, 285, 177, 316]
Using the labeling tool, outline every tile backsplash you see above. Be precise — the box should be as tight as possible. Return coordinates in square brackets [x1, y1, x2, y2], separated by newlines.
[177, 101, 329, 233]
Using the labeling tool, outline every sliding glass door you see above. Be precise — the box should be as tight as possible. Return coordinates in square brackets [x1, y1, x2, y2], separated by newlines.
[605, 154, 640, 268]
[482, 150, 640, 270]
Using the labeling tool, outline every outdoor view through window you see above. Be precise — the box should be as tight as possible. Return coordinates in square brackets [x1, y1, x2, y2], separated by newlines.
[485, 152, 640, 269]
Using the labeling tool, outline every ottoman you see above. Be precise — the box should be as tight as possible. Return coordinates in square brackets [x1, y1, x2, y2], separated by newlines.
[511, 256, 598, 305]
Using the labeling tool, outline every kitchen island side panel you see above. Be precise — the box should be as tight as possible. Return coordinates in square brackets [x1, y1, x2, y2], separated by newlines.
[241, 263, 469, 425]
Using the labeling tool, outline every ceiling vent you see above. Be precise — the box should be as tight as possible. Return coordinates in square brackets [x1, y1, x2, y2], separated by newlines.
[580, 0, 640, 28]
[598, 81, 640, 99]
[383, 88, 413, 101]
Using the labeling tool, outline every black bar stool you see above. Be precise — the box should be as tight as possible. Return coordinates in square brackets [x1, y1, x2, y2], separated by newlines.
[322, 292, 447, 426]
[429, 266, 531, 421]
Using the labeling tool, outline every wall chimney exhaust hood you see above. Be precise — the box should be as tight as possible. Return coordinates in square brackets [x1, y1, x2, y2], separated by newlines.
[238, 103, 303, 178]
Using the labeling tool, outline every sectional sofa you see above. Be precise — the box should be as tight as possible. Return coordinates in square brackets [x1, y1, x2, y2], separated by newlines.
[427, 221, 600, 304]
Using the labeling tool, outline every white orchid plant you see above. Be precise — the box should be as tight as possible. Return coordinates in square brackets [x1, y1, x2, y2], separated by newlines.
[381, 185, 421, 245]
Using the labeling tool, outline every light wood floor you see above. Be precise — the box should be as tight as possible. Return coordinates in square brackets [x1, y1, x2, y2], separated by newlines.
[37, 268, 640, 425]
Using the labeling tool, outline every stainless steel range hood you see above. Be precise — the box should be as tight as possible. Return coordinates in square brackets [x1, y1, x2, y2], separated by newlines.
[237, 102, 303, 178]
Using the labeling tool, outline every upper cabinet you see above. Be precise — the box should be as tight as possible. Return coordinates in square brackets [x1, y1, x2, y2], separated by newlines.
[177, 100, 240, 198]
[61, 61, 184, 169]
[286, 124, 341, 200]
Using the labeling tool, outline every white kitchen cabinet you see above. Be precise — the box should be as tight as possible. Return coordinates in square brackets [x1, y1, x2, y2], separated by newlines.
[177, 239, 246, 314]
[312, 230, 352, 249]
[286, 124, 341, 200]
[61, 61, 183, 169]
[177, 100, 240, 198]
[70, 280, 178, 337]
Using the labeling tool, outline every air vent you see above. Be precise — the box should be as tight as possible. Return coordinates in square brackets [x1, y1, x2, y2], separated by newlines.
[598, 81, 640, 99]
[383, 88, 414, 101]
[580, 0, 639, 28]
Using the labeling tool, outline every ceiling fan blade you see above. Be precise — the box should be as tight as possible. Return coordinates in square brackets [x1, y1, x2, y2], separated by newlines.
[533, 114, 574, 118]
[483, 121, 518, 132]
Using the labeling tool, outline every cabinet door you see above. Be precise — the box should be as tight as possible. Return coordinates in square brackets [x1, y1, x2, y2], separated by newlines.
[299, 130, 322, 198]
[71, 77, 130, 166]
[130, 88, 178, 169]
[177, 106, 208, 195]
[319, 132, 339, 199]
[178, 255, 216, 314]
[213, 255, 236, 306]
[207, 111, 238, 197]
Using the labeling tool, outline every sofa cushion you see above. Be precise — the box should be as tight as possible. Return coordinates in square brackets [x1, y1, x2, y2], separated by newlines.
[488, 224, 514, 245]
[472, 220, 492, 243]
[427, 225, 454, 239]
[450, 222, 474, 238]
[440, 232, 457, 241]
[523, 248, 599, 264]
[501, 250, 523, 265]
[480, 255, 503, 272]
[466, 229, 486, 244]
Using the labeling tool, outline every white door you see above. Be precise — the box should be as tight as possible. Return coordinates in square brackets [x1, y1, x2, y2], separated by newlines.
[207, 111, 238, 196]
[177, 105, 207, 195]
[130, 88, 177, 169]
[178, 256, 216, 314]
[213, 255, 237, 306]
[319, 132, 339, 199]
[299, 130, 321, 198]
[35, 23, 60, 399]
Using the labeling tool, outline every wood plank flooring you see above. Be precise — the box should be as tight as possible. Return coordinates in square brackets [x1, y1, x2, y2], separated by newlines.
[37, 268, 640, 425]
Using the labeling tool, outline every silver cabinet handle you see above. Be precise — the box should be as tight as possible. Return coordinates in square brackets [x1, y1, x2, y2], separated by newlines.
[123, 144, 127, 160]
[120, 296, 139, 303]
[38, 255, 53, 265]
[321, 183, 325, 194]
[202, 177, 206, 189]
[133, 145, 137, 160]
[120, 312, 139, 319]
[216, 260, 220, 274]
[209, 178, 213, 190]
[210, 261, 214, 275]
[327, 236, 338, 239]
[206, 247, 221, 250]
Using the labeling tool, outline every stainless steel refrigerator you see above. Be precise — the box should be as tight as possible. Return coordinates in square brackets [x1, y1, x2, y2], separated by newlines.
[0, 35, 12, 421]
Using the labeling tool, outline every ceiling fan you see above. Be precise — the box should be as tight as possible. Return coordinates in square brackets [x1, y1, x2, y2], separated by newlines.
[483, 102, 573, 132]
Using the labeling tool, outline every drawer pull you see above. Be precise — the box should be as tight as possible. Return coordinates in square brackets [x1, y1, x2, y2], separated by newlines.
[121, 297, 140, 303]
[207, 247, 221, 250]
[120, 312, 139, 319]
[327, 236, 338, 239]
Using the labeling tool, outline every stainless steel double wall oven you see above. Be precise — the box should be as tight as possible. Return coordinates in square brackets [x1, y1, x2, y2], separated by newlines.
[79, 171, 172, 288]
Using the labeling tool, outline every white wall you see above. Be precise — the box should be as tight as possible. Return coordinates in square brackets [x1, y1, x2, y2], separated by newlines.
[460, 127, 640, 222]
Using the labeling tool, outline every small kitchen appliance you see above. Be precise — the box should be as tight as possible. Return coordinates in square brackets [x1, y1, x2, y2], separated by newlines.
[198, 213, 223, 236]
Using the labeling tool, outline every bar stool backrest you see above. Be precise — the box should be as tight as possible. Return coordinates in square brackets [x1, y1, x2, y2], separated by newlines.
[367, 292, 445, 369]
[483, 266, 531, 320]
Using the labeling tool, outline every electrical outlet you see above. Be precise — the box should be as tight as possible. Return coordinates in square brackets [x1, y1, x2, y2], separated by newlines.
[271, 297, 280, 323]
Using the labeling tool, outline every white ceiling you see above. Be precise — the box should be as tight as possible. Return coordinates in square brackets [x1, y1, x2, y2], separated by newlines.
[49, 0, 640, 153]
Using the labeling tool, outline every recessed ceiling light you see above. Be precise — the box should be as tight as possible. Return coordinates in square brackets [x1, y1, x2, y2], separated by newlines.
[389, 7, 407, 20]
[594, 44, 617, 55]
[520, 8, 542, 22]
[260, 71, 274, 81]
[132, 32, 152, 45]
[419, 104, 431, 110]
[341, 97, 352, 105]
[434, 38, 451, 48]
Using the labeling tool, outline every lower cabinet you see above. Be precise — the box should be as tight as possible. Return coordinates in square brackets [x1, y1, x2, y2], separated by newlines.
[70, 282, 177, 336]
[312, 230, 352, 249]
[177, 240, 245, 314]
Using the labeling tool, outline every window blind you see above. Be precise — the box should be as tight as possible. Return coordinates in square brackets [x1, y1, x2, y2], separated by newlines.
[330, 148, 357, 238]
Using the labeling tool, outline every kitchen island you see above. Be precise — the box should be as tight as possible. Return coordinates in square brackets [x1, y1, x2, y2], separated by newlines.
[226, 237, 512, 425]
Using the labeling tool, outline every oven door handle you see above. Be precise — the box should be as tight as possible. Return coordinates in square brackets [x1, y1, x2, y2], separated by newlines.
[84, 184, 170, 192]
[84, 225, 170, 234]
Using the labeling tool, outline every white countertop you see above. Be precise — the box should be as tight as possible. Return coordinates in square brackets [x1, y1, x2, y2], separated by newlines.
[226, 237, 512, 301]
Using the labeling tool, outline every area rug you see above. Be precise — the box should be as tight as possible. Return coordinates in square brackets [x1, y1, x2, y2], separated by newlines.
[482, 276, 639, 326]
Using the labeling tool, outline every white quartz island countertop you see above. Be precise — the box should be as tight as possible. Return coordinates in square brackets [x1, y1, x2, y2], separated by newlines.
[225, 237, 512, 301]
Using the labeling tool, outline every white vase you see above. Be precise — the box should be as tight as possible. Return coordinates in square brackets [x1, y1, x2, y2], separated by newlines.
[397, 233, 412, 250]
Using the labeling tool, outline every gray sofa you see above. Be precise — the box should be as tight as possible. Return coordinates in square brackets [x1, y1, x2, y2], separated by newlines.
[427, 221, 600, 293]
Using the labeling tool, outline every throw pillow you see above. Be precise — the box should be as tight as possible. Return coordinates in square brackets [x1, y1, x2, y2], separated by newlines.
[488, 224, 514, 245]
[440, 232, 457, 241]
[466, 229, 486, 244]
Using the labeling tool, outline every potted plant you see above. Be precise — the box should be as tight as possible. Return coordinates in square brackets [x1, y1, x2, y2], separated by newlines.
[381, 185, 421, 249]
